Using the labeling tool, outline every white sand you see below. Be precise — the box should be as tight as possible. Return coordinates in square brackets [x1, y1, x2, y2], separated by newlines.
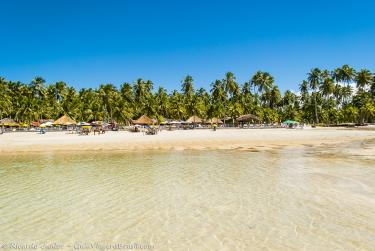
[0, 128, 374, 154]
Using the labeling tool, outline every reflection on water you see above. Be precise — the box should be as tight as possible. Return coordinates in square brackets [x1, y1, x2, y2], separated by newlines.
[1, 144, 375, 251]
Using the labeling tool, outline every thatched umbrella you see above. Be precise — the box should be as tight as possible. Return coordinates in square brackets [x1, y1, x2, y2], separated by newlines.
[186, 115, 202, 124]
[53, 114, 77, 125]
[0, 118, 18, 126]
[132, 115, 154, 125]
[236, 114, 261, 123]
[206, 117, 223, 124]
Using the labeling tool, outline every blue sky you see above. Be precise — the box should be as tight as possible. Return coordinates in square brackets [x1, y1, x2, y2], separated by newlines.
[1, 0, 375, 92]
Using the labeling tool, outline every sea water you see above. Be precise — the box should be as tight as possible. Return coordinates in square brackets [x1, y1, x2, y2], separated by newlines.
[0, 143, 374, 250]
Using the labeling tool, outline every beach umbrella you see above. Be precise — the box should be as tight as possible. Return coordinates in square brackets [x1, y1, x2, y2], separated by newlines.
[186, 115, 202, 124]
[236, 114, 261, 123]
[40, 121, 53, 127]
[44, 121, 53, 126]
[53, 114, 77, 125]
[31, 121, 41, 127]
[283, 120, 299, 125]
[132, 115, 154, 125]
[206, 118, 223, 124]
[170, 120, 181, 124]
[78, 122, 91, 126]
[91, 121, 103, 125]
[0, 118, 18, 126]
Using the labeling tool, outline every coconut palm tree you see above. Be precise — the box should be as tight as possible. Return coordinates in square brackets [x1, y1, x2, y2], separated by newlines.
[307, 68, 322, 124]
[155, 87, 169, 118]
[269, 86, 281, 109]
[0, 77, 12, 119]
[181, 75, 194, 97]
[355, 69, 373, 91]
[251, 71, 274, 95]
[340, 65, 356, 86]
[181, 75, 196, 117]
[320, 70, 335, 98]
[223, 72, 240, 98]
[210, 80, 226, 120]
[0, 66, 374, 125]
[169, 90, 186, 119]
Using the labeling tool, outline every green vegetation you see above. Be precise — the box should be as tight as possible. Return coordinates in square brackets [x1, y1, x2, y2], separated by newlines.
[1, 65, 374, 125]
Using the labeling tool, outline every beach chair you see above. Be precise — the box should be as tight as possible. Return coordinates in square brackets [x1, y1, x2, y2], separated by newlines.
[145, 127, 157, 135]
[80, 128, 90, 135]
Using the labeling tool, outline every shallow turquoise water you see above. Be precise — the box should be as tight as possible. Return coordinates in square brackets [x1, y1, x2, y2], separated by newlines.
[1, 145, 375, 250]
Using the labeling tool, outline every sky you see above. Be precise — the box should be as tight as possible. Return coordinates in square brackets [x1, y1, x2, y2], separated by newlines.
[1, 0, 375, 93]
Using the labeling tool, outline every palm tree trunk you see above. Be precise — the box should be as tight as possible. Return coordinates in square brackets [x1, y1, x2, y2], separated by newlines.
[314, 91, 319, 124]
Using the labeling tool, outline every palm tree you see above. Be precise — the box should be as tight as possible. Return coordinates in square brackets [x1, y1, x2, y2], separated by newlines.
[269, 86, 281, 109]
[169, 90, 186, 119]
[99, 84, 118, 122]
[299, 80, 309, 102]
[340, 65, 356, 86]
[355, 69, 373, 91]
[133, 78, 148, 116]
[155, 87, 169, 118]
[181, 75, 194, 97]
[181, 75, 195, 117]
[29, 76, 47, 120]
[53, 81, 67, 102]
[320, 70, 335, 118]
[30, 76, 46, 98]
[341, 85, 353, 106]
[320, 70, 334, 98]
[0, 66, 374, 126]
[0, 77, 12, 119]
[241, 82, 254, 114]
[307, 68, 321, 124]
[251, 71, 274, 95]
[210, 80, 226, 120]
[371, 76, 375, 99]
[223, 72, 240, 98]
[196, 88, 211, 119]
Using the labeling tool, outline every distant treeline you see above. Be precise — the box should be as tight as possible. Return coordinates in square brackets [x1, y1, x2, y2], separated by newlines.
[0, 65, 374, 124]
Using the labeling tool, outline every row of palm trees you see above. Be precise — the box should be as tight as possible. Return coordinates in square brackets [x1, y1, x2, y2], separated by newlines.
[0, 65, 374, 125]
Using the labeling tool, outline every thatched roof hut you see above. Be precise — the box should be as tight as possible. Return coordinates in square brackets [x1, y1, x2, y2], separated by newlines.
[186, 115, 202, 123]
[206, 118, 223, 124]
[53, 114, 77, 125]
[0, 118, 18, 126]
[132, 115, 154, 125]
[236, 114, 261, 123]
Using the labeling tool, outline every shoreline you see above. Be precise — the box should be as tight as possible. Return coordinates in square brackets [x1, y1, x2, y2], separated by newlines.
[1, 128, 374, 156]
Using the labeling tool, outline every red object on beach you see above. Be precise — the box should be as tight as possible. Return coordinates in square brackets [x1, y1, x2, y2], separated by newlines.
[31, 121, 41, 127]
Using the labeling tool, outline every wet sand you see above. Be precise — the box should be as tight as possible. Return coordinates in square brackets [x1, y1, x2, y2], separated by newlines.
[0, 128, 374, 156]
